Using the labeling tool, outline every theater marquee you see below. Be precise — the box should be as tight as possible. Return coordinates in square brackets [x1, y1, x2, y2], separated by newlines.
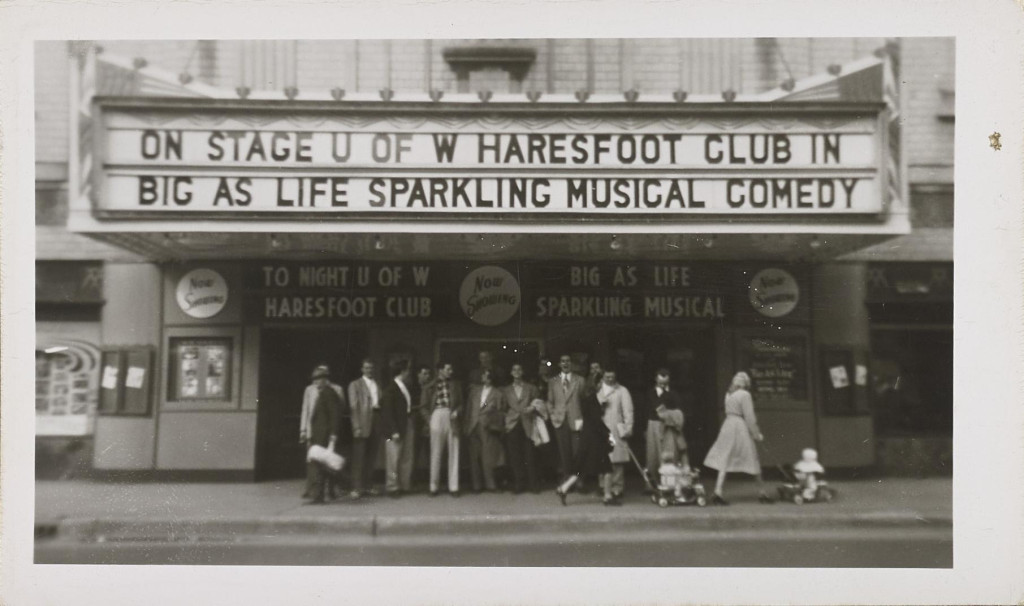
[92, 100, 890, 221]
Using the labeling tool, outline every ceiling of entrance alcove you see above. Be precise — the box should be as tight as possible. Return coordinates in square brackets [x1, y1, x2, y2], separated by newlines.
[87, 231, 900, 263]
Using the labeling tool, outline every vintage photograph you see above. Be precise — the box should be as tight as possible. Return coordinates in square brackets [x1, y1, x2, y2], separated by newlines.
[31, 37, 954, 567]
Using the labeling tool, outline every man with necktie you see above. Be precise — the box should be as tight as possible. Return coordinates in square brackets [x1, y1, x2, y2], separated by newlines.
[547, 354, 585, 483]
[380, 359, 415, 497]
[347, 358, 382, 499]
[643, 368, 685, 481]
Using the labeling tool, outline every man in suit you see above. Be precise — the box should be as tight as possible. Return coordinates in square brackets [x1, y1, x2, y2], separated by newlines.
[380, 359, 415, 497]
[502, 363, 544, 493]
[465, 369, 506, 492]
[420, 361, 464, 496]
[411, 365, 433, 490]
[642, 368, 685, 481]
[299, 364, 345, 500]
[547, 354, 586, 483]
[303, 366, 342, 504]
[347, 358, 381, 499]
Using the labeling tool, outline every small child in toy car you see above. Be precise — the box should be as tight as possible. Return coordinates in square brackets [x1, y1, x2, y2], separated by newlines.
[793, 447, 825, 501]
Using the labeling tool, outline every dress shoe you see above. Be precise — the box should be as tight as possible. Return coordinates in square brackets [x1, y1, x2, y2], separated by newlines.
[429, 490, 439, 497]
[387, 491, 401, 499]
[348, 490, 362, 500]
[711, 494, 730, 506]
[305, 496, 326, 506]
[450, 490, 461, 498]
[602, 497, 622, 506]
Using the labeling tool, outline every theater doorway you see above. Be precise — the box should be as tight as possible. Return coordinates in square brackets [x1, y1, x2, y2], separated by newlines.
[609, 327, 718, 467]
[256, 328, 367, 480]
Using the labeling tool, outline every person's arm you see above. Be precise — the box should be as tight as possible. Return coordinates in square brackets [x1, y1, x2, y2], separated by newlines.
[347, 382, 363, 437]
[740, 391, 763, 441]
[299, 386, 312, 442]
[621, 389, 634, 438]
[327, 392, 339, 449]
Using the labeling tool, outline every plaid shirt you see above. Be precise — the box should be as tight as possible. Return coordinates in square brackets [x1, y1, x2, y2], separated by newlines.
[434, 380, 451, 409]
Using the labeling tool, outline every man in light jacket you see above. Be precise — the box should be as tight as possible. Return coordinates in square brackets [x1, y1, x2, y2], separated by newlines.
[547, 354, 585, 483]
[465, 370, 506, 493]
[597, 368, 634, 504]
[299, 364, 344, 500]
[502, 363, 544, 493]
[347, 358, 381, 499]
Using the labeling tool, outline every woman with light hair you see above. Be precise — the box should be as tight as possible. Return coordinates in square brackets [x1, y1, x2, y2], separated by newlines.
[703, 371, 773, 505]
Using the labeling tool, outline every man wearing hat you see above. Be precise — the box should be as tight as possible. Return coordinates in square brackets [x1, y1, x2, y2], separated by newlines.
[300, 364, 345, 501]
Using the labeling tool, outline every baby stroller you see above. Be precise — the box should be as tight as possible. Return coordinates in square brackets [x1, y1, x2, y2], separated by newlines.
[774, 448, 836, 505]
[625, 442, 707, 508]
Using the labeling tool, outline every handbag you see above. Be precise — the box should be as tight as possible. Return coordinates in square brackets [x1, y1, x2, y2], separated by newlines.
[307, 444, 345, 473]
[532, 416, 550, 446]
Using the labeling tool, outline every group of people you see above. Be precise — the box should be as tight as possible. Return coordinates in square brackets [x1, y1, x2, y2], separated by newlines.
[300, 350, 775, 507]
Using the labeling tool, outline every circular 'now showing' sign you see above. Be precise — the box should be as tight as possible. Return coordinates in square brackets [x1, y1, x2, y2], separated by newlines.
[460, 266, 521, 326]
[749, 268, 799, 318]
[176, 268, 229, 319]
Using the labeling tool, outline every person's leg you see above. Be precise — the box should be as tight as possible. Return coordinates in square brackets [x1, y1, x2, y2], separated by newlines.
[524, 440, 539, 492]
[481, 430, 498, 491]
[558, 474, 579, 494]
[304, 459, 317, 499]
[429, 410, 444, 493]
[364, 420, 382, 494]
[552, 422, 572, 481]
[611, 463, 625, 498]
[398, 418, 416, 492]
[505, 430, 525, 492]
[714, 469, 727, 496]
[569, 429, 586, 491]
[350, 437, 366, 496]
[309, 461, 326, 503]
[448, 430, 460, 493]
[645, 420, 661, 476]
[468, 430, 483, 492]
[384, 438, 401, 494]
[601, 473, 613, 500]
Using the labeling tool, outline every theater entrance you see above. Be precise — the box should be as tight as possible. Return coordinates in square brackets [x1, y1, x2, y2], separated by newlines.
[609, 327, 718, 467]
[256, 328, 367, 480]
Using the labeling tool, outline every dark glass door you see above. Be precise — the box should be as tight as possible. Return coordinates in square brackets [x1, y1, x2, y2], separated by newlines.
[609, 327, 717, 467]
[256, 328, 367, 480]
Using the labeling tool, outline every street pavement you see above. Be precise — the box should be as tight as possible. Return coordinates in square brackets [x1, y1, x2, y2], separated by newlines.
[34, 476, 951, 566]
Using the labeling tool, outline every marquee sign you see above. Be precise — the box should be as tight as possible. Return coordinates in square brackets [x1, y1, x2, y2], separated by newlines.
[93, 102, 888, 221]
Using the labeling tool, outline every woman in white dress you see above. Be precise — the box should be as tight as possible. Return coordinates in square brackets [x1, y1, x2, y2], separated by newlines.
[703, 372, 773, 505]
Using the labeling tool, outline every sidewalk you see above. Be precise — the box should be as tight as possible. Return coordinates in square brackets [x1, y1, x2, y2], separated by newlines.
[36, 476, 951, 542]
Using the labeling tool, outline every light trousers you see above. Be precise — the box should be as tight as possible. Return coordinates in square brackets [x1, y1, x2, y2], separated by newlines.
[385, 418, 417, 493]
[603, 463, 626, 496]
[429, 407, 460, 493]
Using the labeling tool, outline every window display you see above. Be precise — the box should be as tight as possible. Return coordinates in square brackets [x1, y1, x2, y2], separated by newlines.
[169, 337, 232, 401]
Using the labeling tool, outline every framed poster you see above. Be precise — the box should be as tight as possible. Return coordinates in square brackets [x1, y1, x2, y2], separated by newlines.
[168, 337, 233, 402]
[736, 332, 810, 408]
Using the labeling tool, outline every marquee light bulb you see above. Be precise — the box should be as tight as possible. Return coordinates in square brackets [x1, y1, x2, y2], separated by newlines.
[374, 236, 386, 251]
[703, 235, 716, 249]
[809, 236, 823, 250]
[610, 235, 623, 251]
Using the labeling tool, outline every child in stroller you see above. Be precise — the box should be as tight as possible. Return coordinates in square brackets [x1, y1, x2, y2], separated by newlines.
[777, 448, 835, 504]
[652, 450, 707, 508]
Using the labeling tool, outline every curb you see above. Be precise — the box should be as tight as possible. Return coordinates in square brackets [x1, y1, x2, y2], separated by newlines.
[40, 511, 952, 543]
